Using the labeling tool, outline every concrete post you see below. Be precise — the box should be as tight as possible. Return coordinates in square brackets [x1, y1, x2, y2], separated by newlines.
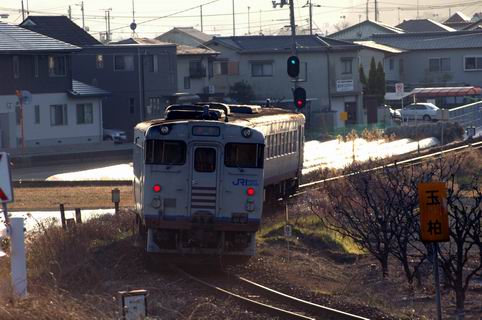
[10, 217, 27, 298]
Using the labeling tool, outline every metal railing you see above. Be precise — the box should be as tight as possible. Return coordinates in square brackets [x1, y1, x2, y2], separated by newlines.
[447, 101, 482, 128]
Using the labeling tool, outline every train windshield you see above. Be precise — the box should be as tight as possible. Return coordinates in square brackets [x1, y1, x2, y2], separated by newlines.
[224, 143, 264, 169]
[145, 140, 186, 165]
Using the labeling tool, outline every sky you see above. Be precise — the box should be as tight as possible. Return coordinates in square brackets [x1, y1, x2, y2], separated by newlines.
[0, 0, 481, 41]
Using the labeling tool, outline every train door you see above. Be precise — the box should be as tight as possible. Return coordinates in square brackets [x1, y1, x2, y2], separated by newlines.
[189, 145, 219, 219]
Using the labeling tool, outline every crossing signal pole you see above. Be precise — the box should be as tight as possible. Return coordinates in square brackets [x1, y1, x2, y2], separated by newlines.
[273, 0, 306, 110]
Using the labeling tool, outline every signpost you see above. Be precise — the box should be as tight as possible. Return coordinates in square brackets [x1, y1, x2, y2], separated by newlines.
[418, 182, 449, 320]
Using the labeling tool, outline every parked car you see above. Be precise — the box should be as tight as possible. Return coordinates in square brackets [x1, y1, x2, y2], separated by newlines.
[103, 128, 127, 143]
[380, 104, 401, 121]
[399, 103, 440, 121]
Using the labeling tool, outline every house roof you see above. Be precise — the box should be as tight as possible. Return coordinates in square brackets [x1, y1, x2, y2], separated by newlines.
[0, 22, 80, 53]
[354, 40, 404, 53]
[20, 15, 100, 47]
[156, 27, 213, 44]
[329, 20, 404, 38]
[113, 37, 218, 55]
[207, 35, 360, 53]
[396, 19, 455, 33]
[371, 30, 482, 50]
[69, 80, 110, 97]
[444, 12, 470, 24]
[411, 86, 482, 97]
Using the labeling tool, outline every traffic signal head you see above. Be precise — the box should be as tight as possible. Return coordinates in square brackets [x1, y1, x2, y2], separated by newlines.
[287, 56, 300, 78]
[293, 87, 306, 110]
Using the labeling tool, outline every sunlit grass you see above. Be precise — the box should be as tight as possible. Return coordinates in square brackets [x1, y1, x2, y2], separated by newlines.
[258, 215, 364, 255]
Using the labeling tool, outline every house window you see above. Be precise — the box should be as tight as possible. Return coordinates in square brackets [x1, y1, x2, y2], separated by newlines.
[464, 56, 482, 71]
[13, 56, 19, 79]
[189, 60, 205, 77]
[251, 61, 273, 77]
[50, 104, 68, 126]
[114, 55, 134, 71]
[48, 56, 67, 76]
[34, 56, 39, 78]
[429, 58, 451, 72]
[341, 58, 353, 74]
[147, 55, 158, 72]
[76, 103, 93, 124]
[96, 54, 104, 69]
[149, 97, 161, 115]
[34, 105, 40, 124]
[129, 97, 135, 114]
[214, 61, 228, 75]
[184, 76, 190, 89]
[389, 58, 394, 71]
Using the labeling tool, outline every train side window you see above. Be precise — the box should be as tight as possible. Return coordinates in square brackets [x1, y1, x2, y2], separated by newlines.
[293, 131, 298, 152]
[266, 135, 271, 159]
[225, 143, 264, 168]
[145, 140, 186, 165]
[194, 147, 216, 172]
[288, 131, 292, 153]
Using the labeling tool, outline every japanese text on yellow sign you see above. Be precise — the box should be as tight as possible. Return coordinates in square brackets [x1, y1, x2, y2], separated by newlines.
[418, 182, 449, 242]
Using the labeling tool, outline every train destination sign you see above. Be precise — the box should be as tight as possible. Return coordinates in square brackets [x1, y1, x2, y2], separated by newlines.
[418, 182, 449, 242]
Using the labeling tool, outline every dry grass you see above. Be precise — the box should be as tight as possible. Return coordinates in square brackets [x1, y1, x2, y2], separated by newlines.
[9, 186, 134, 210]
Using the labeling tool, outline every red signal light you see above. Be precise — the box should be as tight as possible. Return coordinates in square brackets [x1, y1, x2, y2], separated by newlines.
[153, 184, 161, 192]
[246, 187, 255, 196]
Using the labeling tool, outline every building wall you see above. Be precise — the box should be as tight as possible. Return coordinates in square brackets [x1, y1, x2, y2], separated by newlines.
[208, 44, 381, 129]
[72, 45, 177, 137]
[0, 93, 102, 149]
[0, 54, 72, 95]
[157, 31, 203, 48]
[177, 55, 210, 95]
[384, 48, 482, 88]
[330, 23, 398, 41]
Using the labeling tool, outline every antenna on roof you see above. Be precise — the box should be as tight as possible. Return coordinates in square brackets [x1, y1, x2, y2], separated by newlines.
[130, 0, 137, 38]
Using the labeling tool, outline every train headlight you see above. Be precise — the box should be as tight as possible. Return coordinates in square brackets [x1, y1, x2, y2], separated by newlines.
[241, 128, 252, 138]
[151, 197, 161, 209]
[153, 184, 161, 192]
[160, 126, 170, 135]
[246, 187, 255, 196]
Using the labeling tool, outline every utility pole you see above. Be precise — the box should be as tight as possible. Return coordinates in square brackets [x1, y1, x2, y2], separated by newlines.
[259, 9, 262, 35]
[21, 0, 25, 21]
[247, 6, 251, 35]
[366, 0, 369, 21]
[289, 0, 296, 56]
[81, 1, 85, 30]
[104, 9, 112, 42]
[303, 0, 321, 36]
[417, 0, 419, 19]
[232, 0, 235, 36]
[68, 5, 72, 19]
[200, 5, 203, 32]
[374, 0, 379, 21]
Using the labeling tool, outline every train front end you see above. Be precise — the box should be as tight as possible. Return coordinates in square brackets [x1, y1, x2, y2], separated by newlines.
[136, 120, 264, 256]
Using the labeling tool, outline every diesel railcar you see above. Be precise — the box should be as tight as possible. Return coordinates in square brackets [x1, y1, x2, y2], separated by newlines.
[133, 103, 304, 256]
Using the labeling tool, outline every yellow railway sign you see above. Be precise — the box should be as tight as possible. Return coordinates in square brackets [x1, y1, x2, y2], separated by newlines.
[418, 182, 449, 242]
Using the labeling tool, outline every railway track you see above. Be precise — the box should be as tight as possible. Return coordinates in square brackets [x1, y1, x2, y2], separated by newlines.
[175, 266, 369, 320]
[295, 139, 482, 196]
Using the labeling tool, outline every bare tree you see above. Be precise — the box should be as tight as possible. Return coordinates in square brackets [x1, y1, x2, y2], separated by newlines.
[435, 152, 482, 319]
[310, 161, 399, 277]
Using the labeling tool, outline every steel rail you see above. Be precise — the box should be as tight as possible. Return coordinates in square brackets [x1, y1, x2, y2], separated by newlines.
[236, 275, 369, 320]
[176, 266, 368, 320]
[175, 267, 315, 319]
[297, 140, 482, 194]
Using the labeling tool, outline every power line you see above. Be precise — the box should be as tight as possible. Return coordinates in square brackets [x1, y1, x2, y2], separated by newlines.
[110, 0, 221, 32]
